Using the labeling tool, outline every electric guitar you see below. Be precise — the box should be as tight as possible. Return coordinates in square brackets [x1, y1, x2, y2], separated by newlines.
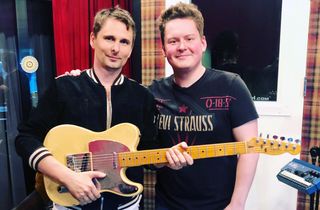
[42, 123, 301, 206]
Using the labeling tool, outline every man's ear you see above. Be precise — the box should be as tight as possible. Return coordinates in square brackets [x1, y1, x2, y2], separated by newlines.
[90, 32, 95, 49]
[201, 35, 207, 53]
[161, 47, 166, 57]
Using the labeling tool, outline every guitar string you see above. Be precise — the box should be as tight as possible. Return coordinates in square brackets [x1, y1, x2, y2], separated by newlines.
[65, 141, 296, 168]
[66, 143, 248, 168]
[68, 143, 247, 159]
[69, 145, 246, 167]
[66, 140, 292, 164]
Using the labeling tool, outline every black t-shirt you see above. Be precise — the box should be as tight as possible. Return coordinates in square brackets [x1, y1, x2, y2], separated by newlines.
[149, 69, 258, 210]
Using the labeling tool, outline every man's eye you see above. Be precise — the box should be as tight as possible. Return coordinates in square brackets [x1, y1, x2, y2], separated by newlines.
[104, 36, 114, 41]
[187, 37, 194, 42]
[120, 40, 129, 45]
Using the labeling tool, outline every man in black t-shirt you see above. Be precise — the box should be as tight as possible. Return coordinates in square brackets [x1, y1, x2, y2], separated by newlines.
[149, 3, 259, 210]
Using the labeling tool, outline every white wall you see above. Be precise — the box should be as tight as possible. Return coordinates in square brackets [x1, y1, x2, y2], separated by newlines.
[246, 0, 310, 209]
[164, 0, 310, 209]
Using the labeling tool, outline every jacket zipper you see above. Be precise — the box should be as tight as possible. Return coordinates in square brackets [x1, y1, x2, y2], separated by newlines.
[106, 87, 112, 129]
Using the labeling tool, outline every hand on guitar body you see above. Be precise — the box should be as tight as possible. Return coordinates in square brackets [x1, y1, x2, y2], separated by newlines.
[37, 155, 106, 206]
[61, 170, 106, 205]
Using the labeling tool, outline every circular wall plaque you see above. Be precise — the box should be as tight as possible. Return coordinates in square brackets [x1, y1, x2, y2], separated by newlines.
[20, 56, 39, 73]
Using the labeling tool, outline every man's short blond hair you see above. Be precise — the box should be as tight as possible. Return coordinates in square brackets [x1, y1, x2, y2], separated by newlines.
[157, 2, 204, 44]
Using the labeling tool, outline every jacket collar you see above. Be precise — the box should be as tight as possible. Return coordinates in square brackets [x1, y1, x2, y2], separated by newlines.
[86, 68, 124, 86]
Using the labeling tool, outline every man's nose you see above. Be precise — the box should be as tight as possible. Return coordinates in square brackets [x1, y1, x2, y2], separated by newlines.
[111, 42, 120, 52]
[178, 40, 187, 50]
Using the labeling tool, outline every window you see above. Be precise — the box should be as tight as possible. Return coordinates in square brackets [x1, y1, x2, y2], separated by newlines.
[193, 0, 282, 102]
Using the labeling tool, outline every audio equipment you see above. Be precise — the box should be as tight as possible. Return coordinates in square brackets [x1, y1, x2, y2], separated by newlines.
[277, 158, 320, 195]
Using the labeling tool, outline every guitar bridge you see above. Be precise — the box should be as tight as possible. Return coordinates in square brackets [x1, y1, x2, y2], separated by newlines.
[66, 152, 92, 172]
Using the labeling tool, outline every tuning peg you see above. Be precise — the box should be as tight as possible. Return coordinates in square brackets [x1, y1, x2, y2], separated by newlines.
[293, 144, 297, 150]
[273, 135, 278, 140]
[257, 133, 263, 143]
[295, 139, 300, 144]
[270, 139, 274, 146]
[278, 140, 282, 147]
[287, 138, 293, 142]
[263, 138, 267, 144]
[280, 136, 286, 141]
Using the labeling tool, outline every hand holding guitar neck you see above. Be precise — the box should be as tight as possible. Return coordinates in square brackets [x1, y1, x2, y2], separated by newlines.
[165, 141, 194, 170]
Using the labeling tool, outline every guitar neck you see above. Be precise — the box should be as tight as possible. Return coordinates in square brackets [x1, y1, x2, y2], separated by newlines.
[118, 141, 250, 167]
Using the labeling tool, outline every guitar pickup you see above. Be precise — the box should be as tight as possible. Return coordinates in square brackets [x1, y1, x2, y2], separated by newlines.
[66, 152, 92, 172]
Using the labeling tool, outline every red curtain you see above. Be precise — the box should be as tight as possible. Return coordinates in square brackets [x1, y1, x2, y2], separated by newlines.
[52, 0, 132, 77]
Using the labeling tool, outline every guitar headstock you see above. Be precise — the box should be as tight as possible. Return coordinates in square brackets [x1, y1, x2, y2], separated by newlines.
[247, 135, 301, 155]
